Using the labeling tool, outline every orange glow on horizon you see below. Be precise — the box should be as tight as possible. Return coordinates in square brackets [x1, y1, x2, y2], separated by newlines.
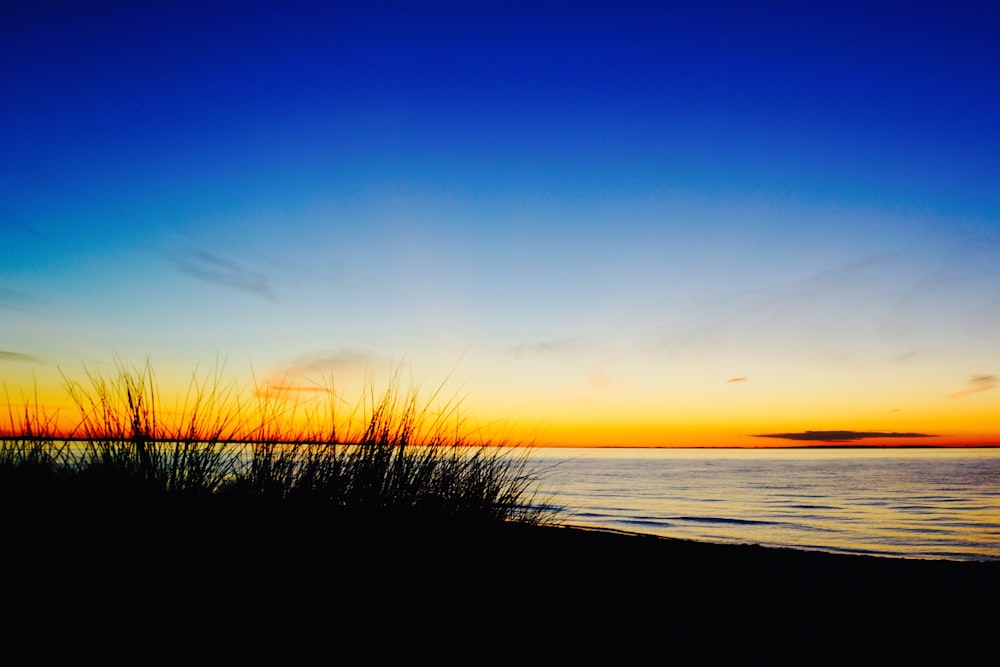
[1, 365, 997, 448]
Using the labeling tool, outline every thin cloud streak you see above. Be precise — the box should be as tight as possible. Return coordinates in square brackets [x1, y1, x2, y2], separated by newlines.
[510, 338, 586, 361]
[0, 287, 38, 311]
[950, 374, 997, 399]
[0, 351, 42, 364]
[660, 248, 1000, 367]
[660, 255, 904, 363]
[284, 349, 385, 375]
[255, 349, 387, 397]
[0, 205, 48, 242]
[172, 250, 277, 301]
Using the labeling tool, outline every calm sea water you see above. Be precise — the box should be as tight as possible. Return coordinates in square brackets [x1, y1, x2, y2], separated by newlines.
[528, 447, 1000, 562]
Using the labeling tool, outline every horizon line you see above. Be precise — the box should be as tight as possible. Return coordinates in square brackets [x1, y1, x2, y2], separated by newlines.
[3, 435, 997, 449]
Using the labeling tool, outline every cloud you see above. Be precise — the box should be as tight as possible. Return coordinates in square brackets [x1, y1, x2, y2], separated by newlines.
[0, 287, 37, 311]
[0, 350, 42, 364]
[286, 350, 383, 375]
[172, 250, 277, 301]
[726, 377, 748, 383]
[510, 338, 586, 360]
[754, 430, 936, 443]
[659, 255, 908, 365]
[588, 369, 613, 393]
[260, 383, 332, 395]
[950, 374, 998, 399]
[255, 349, 386, 397]
[0, 205, 47, 242]
[660, 250, 1000, 366]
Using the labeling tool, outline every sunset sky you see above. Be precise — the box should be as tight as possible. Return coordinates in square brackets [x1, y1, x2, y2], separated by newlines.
[2, 1, 998, 446]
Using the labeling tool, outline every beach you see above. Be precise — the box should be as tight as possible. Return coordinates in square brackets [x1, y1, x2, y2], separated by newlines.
[8, 499, 998, 663]
[7, 5, 1000, 664]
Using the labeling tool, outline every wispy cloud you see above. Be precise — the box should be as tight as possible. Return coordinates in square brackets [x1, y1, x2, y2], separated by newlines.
[660, 250, 1000, 366]
[0, 350, 42, 364]
[172, 250, 277, 301]
[510, 338, 586, 360]
[0, 287, 37, 311]
[255, 349, 386, 396]
[286, 350, 384, 375]
[726, 377, 748, 383]
[660, 255, 903, 363]
[587, 369, 613, 393]
[754, 430, 935, 443]
[950, 374, 997, 399]
[0, 205, 47, 242]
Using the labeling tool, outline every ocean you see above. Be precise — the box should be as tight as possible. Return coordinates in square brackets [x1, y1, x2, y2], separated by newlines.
[528, 447, 1000, 562]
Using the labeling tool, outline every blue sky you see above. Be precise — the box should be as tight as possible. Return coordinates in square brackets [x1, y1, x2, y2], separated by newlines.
[2, 1, 999, 445]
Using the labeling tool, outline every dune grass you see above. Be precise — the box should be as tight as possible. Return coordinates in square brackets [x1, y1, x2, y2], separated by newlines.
[0, 362, 557, 525]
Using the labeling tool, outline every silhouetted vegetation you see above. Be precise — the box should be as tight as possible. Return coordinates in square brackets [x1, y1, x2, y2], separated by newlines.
[1, 362, 556, 525]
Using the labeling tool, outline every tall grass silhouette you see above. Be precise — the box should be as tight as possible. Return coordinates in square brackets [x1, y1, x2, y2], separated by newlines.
[1, 362, 556, 525]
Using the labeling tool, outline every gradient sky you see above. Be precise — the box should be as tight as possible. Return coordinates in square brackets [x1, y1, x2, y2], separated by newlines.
[2, 1, 999, 446]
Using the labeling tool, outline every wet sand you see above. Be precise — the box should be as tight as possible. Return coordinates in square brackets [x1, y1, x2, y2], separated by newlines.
[8, 503, 998, 662]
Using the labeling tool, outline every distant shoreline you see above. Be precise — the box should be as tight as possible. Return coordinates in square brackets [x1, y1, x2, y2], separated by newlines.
[2, 434, 997, 449]
[532, 443, 1000, 449]
[628, 444, 998, 449]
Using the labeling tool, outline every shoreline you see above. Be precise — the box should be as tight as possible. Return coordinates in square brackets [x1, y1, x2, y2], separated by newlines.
[7, 503, 998, 661]
[547, 521, 1000, 563]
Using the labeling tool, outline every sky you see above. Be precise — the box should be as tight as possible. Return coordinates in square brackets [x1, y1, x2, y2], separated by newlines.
[2, 1, 999, 446]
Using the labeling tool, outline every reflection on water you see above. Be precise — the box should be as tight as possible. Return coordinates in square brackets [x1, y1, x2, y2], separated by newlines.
[529, 447, 1000, 562]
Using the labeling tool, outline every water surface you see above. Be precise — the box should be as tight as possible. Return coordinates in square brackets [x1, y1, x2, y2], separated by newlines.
[529, 447, 1000, 562]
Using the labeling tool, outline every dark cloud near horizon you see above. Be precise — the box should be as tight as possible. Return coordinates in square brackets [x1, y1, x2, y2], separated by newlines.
[172, 250, 277, 301]
[0, 350, 42, 364]
[754, 430, 936, 443]
[950, 374, 997, 398]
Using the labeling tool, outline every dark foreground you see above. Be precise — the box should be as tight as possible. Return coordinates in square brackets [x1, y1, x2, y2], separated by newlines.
[7, 500, 998, 664]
